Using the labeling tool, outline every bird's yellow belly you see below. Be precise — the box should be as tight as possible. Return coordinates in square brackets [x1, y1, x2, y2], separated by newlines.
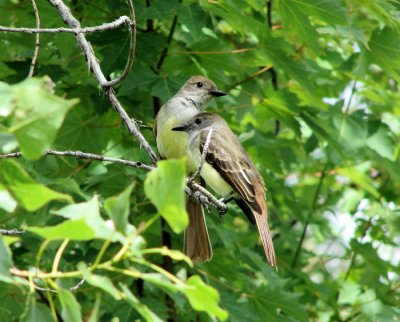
[157, 117, 196, 173]
[200, 163, 233, 197]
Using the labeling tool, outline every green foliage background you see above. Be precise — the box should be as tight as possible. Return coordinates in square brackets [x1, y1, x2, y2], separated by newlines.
[1, 0, 400, 321]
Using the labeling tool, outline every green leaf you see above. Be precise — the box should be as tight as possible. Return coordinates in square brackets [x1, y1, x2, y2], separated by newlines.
[338, 282, 362, 305]
[8, 77, 78, 160]
[20, 293, 53, 322]
[182, 275, 228, 321]
[104, 183, 135, 234]
[367, 27, 400, 83]
[78, 263, 122, 300]
[120, 284, 163, 322]
[58, 289, 82, 322]
[28, 218, 96, 240]
[144, 159, 188, 233]
[0, 82, 12, 117]
[333, 113, 367, 151]
[51, 196, 99, 220]
[251, 286, 309, 322]
[350, 240, 388, 274]
[367, 121, 396, 161]
[300, 111, 342, 152]
[0, 238, 13, 283]
[87, 294, 101, 322]
[0, 187, 17, 213]
[280, 0, 320, 53]
[0, 284, 26, 320]
[142, 247, 193, 267]
[263, 38, 316, 92]
[293, 0, 347, 25]
[178, 5, 209, 44]
[0, 159, 71, 211]
[337, 165, 380, 198]
[29, 196, 118, 241]
[141, 273, 180, 294]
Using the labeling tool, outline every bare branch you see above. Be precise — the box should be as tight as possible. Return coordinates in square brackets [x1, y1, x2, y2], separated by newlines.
[187, 181, 227, 213]
[104, 0, 136, 87]
[26, 276, 85, 293]
[0, 228, 25, 236]
[47, 0, 158, 164]
[188, 128, 213, 183]
[0, 16, 132, 34]
[69, 278, 85, 291]
[0, 149, 227, 212]
[0, 149, 154, 170]
[0, 0, 226, 213]
[28, 0, 40, 78]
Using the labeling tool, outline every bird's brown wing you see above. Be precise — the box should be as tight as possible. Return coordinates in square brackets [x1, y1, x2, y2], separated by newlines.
[200, 129, 277, 268]
[200, 129, 265, 212]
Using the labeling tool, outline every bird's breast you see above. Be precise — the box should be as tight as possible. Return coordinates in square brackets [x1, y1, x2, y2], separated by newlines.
[156, 102, 198, 172]
[157, 116, 187, 158]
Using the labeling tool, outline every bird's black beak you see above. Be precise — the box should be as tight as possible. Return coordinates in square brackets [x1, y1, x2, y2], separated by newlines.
[210, 89, 227, 97]
[172, 125, 187, 132]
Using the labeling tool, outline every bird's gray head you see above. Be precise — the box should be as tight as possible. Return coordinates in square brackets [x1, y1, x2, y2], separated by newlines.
[177, 76, 226, 109]
[172, 112, 222, 134]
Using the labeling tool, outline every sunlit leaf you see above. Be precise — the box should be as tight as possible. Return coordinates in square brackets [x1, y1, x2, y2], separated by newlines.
[144, 159, 188, 233]
[8, 77, 78, 160]
[182, 276, 228, 321]
[78, 263, 122, 300]
[0, 159, 71, 211]
[0, 238, 13, 283]
[104, 182, 135, 233]
[58, 289, 82, 322]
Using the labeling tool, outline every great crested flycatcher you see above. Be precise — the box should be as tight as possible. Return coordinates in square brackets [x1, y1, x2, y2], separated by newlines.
[172, 112, 277, 267]
[155, 76, 226, 261]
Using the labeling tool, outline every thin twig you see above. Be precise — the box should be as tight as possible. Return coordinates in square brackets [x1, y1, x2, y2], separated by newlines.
[34, 278, 85, 293]
[228, 65, 272, 90]
[28, 0, 40, 78]
[46, 0, 157, 163]
[189, 128, 213, 183]
[156, 15, 178, 71]
[69, 278, 85, 291]
[186, 181, 227, 213]
[169, 47, 257, 55]
[152, 12, 179, 116]
[0, 149, 155, 170]
[265, 0, 280, 135]
[0, 228, 25, 235]
[267, 0, 273, 28]
[104, 0, 136, 87]
[0, 16, 131, 34]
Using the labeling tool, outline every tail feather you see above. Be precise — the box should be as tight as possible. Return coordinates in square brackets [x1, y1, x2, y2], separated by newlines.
[184, 199, 213, 262]
[253, 206, 277, 268]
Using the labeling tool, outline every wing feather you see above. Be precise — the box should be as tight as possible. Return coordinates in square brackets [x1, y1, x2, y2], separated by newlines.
[199, 129, 263, 208]
[199, 125, 277, 268]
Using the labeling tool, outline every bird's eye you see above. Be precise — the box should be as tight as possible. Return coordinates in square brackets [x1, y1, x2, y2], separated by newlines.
[195, 118, 202, 125]
[196, 82, 203, 88]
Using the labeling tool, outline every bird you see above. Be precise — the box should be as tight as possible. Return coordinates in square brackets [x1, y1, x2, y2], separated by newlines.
[172, 112, 277, 267]
[154, 76, 226, 261]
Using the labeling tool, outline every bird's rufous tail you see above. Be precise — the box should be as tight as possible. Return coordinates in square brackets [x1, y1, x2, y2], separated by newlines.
[184, 199, 213, 262]
[253, 204, 277, 268]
